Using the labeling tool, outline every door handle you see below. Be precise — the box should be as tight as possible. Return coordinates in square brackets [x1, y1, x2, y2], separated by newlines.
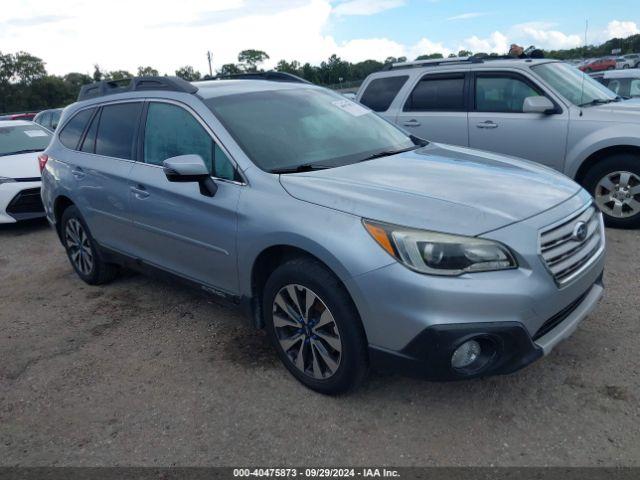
[403, 119, 421, 127]
[71, 168, 85, 179]
[476, 121, 498, 129]
[131, 185, 150, 199]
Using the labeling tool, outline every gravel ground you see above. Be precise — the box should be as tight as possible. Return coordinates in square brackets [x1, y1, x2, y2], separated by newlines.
[0, 219, 639, 467]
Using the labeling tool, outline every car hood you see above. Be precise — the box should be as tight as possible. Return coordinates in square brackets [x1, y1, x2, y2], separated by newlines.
[280, 143, 581, 236]
[583, 99, 640, 122]
[0, 152, 41, 179]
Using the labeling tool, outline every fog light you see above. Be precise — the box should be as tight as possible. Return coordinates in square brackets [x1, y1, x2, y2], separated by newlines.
[451, 340, 481, 369]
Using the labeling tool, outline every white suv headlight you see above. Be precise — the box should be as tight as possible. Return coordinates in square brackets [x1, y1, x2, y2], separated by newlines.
[363, 219, 517, 276]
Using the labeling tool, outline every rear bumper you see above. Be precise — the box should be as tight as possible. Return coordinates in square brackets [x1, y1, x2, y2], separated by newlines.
[370, 273, 603, 381]
[0, 181, 44, 223]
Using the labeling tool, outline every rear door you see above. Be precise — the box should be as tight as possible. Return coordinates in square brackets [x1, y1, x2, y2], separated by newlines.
[127, 100, 242, 295]
[394, 72, 469, 146]
[467, 71, 569, 171]
[67, 101, 143, 253]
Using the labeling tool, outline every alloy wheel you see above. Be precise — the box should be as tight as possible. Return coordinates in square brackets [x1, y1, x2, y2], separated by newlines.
[595, 171, 640, 219]
[65, 218, 94, 275]
[272, 284, 342, 379]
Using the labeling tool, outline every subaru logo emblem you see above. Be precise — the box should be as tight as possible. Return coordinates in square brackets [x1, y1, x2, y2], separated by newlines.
[572, 221, 588, 242]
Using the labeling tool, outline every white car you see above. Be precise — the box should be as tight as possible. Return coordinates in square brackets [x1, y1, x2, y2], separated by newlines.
[0, 120, 52, 223]
[616, 54, 640, 70]
[595, 69, 640, 99]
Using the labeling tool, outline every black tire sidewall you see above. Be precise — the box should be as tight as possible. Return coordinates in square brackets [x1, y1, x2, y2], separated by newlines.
[263, 258, 368, 395]
[582, 154, 640, 229]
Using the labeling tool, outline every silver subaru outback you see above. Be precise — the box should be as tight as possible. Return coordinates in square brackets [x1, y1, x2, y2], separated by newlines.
[41, 74, 605, 394]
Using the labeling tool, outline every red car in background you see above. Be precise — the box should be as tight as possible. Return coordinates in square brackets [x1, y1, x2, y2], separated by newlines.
[0, 112, 37, 121]
[579, 57, 616, 73]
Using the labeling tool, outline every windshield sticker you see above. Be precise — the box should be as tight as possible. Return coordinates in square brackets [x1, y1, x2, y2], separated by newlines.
[331, 99, 370, 117]
[24, 130, 49, 137]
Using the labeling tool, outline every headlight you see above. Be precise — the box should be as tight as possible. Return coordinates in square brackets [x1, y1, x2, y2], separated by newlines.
[363, 219, 517, 276]
[0, 176, 16, 185]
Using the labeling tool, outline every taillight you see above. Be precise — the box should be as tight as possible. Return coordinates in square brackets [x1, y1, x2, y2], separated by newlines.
[38, 153, 49, 173]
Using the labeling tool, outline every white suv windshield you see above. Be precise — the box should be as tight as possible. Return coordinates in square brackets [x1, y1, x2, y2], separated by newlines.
[206, 87, 415, 172]
[532, 62, 617, 107]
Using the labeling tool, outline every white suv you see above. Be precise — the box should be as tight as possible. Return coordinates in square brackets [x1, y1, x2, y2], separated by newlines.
[357, 57, 640, 228]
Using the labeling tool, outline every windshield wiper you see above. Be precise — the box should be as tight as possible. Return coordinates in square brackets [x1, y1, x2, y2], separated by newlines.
[270, 163, 332, 174]
[0, 148, 43, 157]
[359, 145, 421, 163]
[577, 98, 617, 107]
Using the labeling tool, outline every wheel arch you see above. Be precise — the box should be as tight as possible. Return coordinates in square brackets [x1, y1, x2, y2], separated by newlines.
[574, 144, 640, 185]
[53, 195, 75, 240]
[247, 243, 357, 330]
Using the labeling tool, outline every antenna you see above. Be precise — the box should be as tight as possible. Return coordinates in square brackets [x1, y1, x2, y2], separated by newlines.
[580, 19, 588, 108]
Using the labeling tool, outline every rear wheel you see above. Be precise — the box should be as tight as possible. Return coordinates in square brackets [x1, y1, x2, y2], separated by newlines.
[61, 205, 118, 284]
[263, 258, 368, 394]
[583, 154, 640, 229]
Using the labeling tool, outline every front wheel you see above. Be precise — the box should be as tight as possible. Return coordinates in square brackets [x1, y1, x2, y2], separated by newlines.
[583, 154, 640, 229]
[263, 258, 369, 394]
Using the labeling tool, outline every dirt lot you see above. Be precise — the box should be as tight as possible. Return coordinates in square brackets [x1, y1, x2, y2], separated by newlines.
[0, 219, 639, 467]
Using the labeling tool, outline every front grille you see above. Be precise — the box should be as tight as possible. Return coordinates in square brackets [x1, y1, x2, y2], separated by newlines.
[6, 187, 44, 215]
[539, 204, 604, 286]
[533, 290, 589, 340]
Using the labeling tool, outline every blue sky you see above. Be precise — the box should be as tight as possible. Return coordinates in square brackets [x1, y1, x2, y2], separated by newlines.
[1, 0, 638, 75]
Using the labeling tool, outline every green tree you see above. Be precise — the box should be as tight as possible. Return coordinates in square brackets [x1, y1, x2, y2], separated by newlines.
[105, 70, 133, 80]
[92, 64, 103, 82]
[175, 65, 202, 81]
[238, 49, 270, 72]
[218, 63, 242, 77]
[275, 59, 301, 75]
[415, 53, 443, 60]
[458, 49, 473, 57]
[137, 66, 159, 77]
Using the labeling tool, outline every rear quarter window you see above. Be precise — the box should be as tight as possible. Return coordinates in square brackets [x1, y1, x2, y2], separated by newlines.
[58, 109, 95, 150]
[95, 102, 143, 160]
[359, 76, 409, 112]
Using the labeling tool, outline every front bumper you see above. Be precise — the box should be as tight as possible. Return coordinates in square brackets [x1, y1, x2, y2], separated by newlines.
[368, 274, 603, 380]
[345, 191, 606, 380]
[0, 181, 44, 223]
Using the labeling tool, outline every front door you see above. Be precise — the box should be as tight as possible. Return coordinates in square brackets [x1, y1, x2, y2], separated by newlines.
[127, 101, 242, 295]
[468, 72, 569, 171]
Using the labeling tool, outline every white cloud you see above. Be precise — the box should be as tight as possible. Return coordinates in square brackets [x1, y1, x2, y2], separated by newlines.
[447, 12, 487, 21]
[512, 22, 582, 49]
[332, 0, 404, 16]
[461, 31, 509, 54]
[409, 38, 452, 58]
[604, 20, 639, 39]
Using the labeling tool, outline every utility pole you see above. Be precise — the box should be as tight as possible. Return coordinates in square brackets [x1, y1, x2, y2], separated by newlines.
[206, 51, 213, 78]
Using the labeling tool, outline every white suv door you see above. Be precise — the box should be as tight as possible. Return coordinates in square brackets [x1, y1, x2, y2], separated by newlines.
[467, 71, 569, 171]
[394, 72, 469, 146]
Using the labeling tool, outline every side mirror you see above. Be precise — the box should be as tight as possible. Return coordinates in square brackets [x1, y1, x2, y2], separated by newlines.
[162, 154, 217, 197]
[523, 96, 556, 114]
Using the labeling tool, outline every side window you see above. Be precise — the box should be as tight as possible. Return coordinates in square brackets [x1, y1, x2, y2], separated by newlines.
[630, 79, 640, 97]
[359, 76, 409, 112]
[475, 75, 542, 113]
[39, 112, 51, 129]
[51, 110, 61, 130]
[144, 102, 237, 181]
[607, 80, 621, 95]
[404, 74, 465, 112]
[95, 102, 143, 160]
[58, 108, 95, 150]
[80, 109, 100, 153]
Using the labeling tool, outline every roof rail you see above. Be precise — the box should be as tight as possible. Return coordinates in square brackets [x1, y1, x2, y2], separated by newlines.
[77, 76, 198, 101]
[218, 71, 311, 84]
[382, 55, 523, 71]
[382, 56, 483, 71]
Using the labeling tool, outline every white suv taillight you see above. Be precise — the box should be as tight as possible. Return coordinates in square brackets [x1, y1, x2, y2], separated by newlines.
[38, 153, 49, 173]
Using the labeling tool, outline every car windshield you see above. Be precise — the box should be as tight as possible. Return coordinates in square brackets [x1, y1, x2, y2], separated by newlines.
[0, 124, 51, 157]
[205, 87, 415, 172]
[532, 62, 617, 107]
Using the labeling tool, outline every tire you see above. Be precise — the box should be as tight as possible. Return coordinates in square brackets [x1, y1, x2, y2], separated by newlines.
[60, 205, 119, 284]
[263, 257, 368, 394]
[582, 154, 640, 229]
[623, 64, 630, 69]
